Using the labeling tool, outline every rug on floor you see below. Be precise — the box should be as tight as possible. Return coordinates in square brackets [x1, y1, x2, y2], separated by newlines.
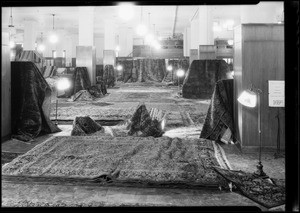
[213, 167, 285, 208]
[2, 136, 231, 187]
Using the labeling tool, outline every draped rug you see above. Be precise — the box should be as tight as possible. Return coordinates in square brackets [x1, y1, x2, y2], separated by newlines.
[200, 79, 234, 144]
[182, 60, 230, 99]
[2, 136, 231, 188]
[11, 61, 61, 142]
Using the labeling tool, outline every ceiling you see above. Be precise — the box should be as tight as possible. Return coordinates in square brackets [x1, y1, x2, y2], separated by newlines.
[1, 5, 242, 39]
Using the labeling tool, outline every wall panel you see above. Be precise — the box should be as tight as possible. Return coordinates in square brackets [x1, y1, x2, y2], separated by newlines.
[233, 24, 284, 148]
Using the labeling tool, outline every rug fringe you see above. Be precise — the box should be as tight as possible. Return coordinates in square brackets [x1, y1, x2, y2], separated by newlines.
[212, 141, 232, 170]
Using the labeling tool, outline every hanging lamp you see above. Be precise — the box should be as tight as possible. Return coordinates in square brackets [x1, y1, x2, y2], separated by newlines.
[38, 32, 45, 52]
[8, 7, 16, 48]
[145, 13, 154, 44]
[49, 14, 58, 43]
[136, 7, 147, 36]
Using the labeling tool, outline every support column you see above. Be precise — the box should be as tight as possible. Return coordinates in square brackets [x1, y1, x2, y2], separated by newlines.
[23, 20, 37, 50]
[190, 18, 199, 49]
[118, 27, 133, 57]
[190, 17, 199, 64]
[76, 7, 96, 85]
[103, 20, 117, 67]
[183, 27, 190, 57]
[198, 6, 214, 45]
[198, 6, 214, 60]
[2, 32, 11, 140]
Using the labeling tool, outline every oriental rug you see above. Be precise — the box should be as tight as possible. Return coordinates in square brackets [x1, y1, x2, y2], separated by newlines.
[2, 136, 231, 188]
[213, 167, 285, 208]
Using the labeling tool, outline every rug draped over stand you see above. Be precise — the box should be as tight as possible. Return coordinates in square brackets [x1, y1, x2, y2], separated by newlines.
[72, 67, 91, 94]
[182, 60, 230, 99]
[200, 79, 235, 144]
[11, 61, 61, 142]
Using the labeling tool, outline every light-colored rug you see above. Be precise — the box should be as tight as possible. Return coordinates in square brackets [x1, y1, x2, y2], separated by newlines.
[2, 136, 231, 187]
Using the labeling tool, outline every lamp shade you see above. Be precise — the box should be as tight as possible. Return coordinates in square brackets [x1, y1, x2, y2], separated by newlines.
[116, 65, 123, 71]
[56, 78, 71, 91]
[237, 90, 257, 108]
[167, 65, 172, 71]
[176, 69, 185, 77]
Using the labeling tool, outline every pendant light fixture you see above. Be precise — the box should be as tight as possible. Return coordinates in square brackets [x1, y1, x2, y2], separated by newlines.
[8, 7, 16, 48]
[145, 13, 154, 44]
[118, 3, 135, 21]
[37, 32, 45, 52]
[136, 7, 147, 36]
[49, 14, 58, 43]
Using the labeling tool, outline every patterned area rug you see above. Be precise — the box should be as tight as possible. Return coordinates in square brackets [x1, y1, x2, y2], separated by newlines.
[2, 136, 231, 188]
[1, 152, 22, 165]
[213, 167, 285, 208]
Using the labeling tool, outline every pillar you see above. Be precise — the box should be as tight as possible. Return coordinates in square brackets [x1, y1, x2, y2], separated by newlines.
[23, 20, 37, 50]
[183, 27, 191, 57]
[190, 17, 199, 63]
[94, 35, 104, 64]
[103, 19, 117, 70]
[76, 7, 96, 85]
[190, 18, 199, 49]
[198, 6, 214, 45]
[118, 27, 133, 57]
[2, 32, 11, 140]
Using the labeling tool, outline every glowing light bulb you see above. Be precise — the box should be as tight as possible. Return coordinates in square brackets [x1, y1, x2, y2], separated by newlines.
[136, 24, 148, 36]
[56, 78, 71, 91]
[118, 3, 135, 21]
[38, 44, 45, 52]
[228, 40, 234, 45]
[115, 46, 120, 52]
[176, 69, 185, 77]
[167, 65, 173, 71]
[49, 34, 58, 43]
[116, 65, 123, 71]
[9, 40, 15, 48]
[145, 34, 154, 44]
[151, 40, 161, 50]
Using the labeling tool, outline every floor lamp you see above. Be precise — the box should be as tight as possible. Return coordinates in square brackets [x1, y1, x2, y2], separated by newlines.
[55, 78, 71, 125]
[167, 65, 173, 82]
[176, 69, 185, 96]
[237, 86, 268, 178]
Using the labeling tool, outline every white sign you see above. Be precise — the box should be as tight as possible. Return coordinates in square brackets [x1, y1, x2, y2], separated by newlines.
[269, 96, 285, 107]
[268, 80, 285, 107]
[269, 81, 284, 96]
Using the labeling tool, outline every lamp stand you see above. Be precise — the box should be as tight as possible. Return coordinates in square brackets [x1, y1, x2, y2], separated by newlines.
[55, 90, 58, 126]
[177, 77, 181, 97]
[253, 90, 268, 179]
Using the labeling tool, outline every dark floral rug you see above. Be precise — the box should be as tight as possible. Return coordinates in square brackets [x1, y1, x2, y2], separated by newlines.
[213, 167, 285, 208]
